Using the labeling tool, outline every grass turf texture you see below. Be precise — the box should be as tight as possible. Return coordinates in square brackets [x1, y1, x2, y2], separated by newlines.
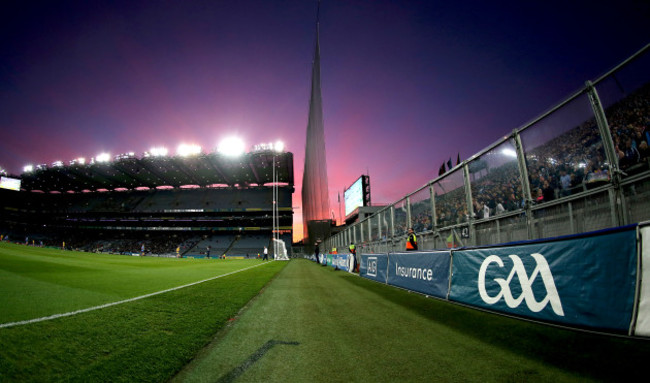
[175, 259, 650, 383]
[0, 243, 286, 382]
[0, 242, 269, 323]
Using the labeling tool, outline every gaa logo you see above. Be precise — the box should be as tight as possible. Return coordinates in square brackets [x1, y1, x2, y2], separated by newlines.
[367, 257, 378, 277]
[478, 253, 564, 316]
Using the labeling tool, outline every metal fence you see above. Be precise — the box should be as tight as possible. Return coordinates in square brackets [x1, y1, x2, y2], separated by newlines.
[324, 44, 650, 254]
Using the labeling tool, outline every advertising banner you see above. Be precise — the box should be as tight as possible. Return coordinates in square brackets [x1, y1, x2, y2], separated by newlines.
[321, 253, 354, 272]
[387, 251, 451, 298]
[449, 228, 637, 332]
[329, 253, 352, 272]
[360, 254, 389, 283]
[634, 225, 650, 336]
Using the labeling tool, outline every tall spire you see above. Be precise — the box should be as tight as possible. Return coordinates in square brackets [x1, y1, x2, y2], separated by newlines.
[302, 0, 331, 240]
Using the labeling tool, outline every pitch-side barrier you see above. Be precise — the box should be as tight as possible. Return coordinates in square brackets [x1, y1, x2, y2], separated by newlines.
[350, 222, 650, 338]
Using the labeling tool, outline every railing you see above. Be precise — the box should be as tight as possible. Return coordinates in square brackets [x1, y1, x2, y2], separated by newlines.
[325, 44, 650, 254]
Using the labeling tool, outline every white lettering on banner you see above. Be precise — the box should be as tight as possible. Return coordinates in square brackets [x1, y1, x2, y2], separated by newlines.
[478, 253, 565, 316]
[395, 262, 433, 281]
[368, 257, 378, 277]
[334, 257, 348, 270]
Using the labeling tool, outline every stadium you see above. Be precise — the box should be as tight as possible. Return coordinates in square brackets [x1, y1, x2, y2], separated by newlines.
[2, 2, 650, 382]
[1, 148, 294, 259]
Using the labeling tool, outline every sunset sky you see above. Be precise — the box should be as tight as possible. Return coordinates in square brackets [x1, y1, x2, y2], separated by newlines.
[1, 0, 648, 241]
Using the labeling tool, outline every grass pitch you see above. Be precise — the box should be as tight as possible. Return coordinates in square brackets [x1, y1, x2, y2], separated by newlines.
[0, 243, 285, 382]
[175, 259, 650, 383]
[4, 243, 650, 382]
[0, 242, 272, 324]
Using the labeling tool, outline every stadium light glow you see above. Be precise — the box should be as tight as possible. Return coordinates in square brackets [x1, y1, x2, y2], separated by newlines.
[177, 143, 202, 157]
[52, 161, 64, 167]
[114, 152, 135, 160]
[217, 137, 245, 157]
[501, 148, 517, 158]
[96, 152, 111, 163]
[149, 147, 168, 157]
[252, 141, 285, 153]
[70, 157, 86, 165]
[23, 165, 34, 173]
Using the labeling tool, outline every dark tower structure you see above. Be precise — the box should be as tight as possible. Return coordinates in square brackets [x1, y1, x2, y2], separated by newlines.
[301, 0, 331, 242]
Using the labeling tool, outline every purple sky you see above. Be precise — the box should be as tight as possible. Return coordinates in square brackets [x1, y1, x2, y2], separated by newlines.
[1, 1, 648, 241]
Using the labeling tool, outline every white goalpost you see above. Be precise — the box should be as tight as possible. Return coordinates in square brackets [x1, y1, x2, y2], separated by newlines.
[272, 238, 289, 260]
[271, 151, 289, 261]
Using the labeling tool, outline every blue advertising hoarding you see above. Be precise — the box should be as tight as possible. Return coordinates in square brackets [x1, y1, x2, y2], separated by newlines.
[322, 253, 355, 272]
[360, 254, 389, 283]
[449, 228, 637, 332]
[329, 253, 353, 272]
[387, 252, 451, 299]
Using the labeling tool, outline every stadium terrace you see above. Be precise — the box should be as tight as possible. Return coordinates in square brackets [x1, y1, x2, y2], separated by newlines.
[15, 150, 293, 193]
[0, 149, 294, 258]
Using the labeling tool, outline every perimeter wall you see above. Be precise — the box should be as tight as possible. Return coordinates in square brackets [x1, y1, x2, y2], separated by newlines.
[351, 223, 650, 337]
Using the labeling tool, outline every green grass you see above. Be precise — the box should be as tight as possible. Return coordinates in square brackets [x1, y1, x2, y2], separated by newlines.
[0, 242, 268, 323]
[4, 244, 650, 382]
[0, 243, 286, 382]
[174, 259, 650, 383]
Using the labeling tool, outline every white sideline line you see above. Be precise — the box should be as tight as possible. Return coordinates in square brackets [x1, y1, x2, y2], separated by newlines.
[0, 261, 273, 329]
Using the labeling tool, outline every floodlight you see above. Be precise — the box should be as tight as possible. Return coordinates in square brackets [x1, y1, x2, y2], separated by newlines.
[23, 165, 34, 173]
[52, 161, 64, 167]
[177, 144, 201, 157]
[96, 152, 111, 163]
[150, 147, 168, 157]
[274, 140, 285, 152]
[70, 157, 86, 165]
[501, 148, 517, 158]
[217, 137, 245, 157]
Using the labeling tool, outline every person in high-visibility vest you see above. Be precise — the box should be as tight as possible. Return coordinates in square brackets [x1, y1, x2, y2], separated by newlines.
[349, 243, 357, 272]
[406, 228, 418, 251]
[331, 247, 337, 254]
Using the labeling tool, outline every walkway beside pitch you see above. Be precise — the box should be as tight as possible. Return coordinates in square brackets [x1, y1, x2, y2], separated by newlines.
[171, 259, 609, 382]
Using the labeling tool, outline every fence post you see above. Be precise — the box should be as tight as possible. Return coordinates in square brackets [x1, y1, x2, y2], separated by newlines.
[586, 81, 624, 227]
[463, 163, 475, 246]
[513, 131, 535, 240]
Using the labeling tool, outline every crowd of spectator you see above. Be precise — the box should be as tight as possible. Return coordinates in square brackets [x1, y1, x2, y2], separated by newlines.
[608, 82, 650, 172]
[524, 81, 649, 204]
[388, 79, 649, 233]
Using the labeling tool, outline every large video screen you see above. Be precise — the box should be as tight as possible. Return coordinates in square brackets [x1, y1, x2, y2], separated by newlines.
[0, 176, 21, 191]
[344, 176, 364, 216]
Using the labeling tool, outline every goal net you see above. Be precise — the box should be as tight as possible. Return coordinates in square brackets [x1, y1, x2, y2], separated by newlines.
[272, 238, 289, 260]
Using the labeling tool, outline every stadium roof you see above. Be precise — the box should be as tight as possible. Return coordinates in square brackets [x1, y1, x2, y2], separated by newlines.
[18, 151, 293, 192]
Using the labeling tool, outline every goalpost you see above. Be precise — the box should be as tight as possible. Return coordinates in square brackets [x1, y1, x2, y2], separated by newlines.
[272, 238, 289, 260]
[271, 150, 290, 261]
